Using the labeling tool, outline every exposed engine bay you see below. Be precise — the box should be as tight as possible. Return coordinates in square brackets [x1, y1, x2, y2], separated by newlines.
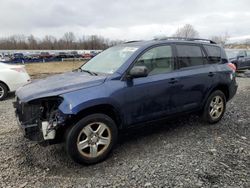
[14, 97, 67, 143]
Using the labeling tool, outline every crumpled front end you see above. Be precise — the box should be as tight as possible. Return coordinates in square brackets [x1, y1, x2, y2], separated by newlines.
[14, 97, 69, 144]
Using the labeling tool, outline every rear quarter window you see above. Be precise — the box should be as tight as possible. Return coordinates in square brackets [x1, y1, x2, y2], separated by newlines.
[204, 45, 221, 64]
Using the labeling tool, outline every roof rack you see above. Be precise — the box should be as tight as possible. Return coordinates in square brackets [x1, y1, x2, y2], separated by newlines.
[154, 37, 216, 44]
[124, 40, 142, 44]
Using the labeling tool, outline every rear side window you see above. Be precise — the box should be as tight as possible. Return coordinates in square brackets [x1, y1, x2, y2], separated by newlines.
[204, 45, 221, 64]
[176, 44, 204, 68]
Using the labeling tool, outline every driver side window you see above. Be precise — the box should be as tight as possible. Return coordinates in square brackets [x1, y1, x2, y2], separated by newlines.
[133, 45, 174, 76]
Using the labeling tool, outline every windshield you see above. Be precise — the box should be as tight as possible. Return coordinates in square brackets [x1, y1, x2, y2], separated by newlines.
[225, 50, 239, 59]
[81, 46, 138, 74]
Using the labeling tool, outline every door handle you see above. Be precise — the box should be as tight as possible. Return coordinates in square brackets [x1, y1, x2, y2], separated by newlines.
[208, 72, 216, 77]
[169, 78, 178, 84]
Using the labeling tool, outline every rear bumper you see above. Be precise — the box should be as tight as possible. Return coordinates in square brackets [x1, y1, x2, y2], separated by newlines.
[228, 80, 238, 101]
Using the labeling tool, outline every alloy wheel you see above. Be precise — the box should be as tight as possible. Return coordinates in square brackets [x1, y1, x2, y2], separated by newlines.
[0, 85, 4, 99]
[209, 96, 224, 120]
[77, 122, 111, 158]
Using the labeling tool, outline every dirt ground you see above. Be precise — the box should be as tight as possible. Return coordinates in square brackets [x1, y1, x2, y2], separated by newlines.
[0, 70, 249, 187]
[25, 61, 85, 79]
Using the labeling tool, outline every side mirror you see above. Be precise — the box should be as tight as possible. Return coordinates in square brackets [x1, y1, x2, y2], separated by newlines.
[128, 66, 148, 78]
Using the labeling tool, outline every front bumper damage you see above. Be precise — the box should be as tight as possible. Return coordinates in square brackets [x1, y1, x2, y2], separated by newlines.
[13, 97, 67, 144]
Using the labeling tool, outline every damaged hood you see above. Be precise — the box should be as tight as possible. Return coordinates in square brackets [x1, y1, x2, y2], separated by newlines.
[16, 72, 107, 102]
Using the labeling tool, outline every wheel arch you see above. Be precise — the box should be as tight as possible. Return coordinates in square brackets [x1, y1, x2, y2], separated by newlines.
[210, 84, 229, 101]
[70, 104, 123, 130]
[0, 80, 10, 92]
[204, 84, 229, 106]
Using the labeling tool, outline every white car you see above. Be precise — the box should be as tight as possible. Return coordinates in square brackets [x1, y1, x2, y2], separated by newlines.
[0, 62, 30, 100]
[0, 54, 5, 62]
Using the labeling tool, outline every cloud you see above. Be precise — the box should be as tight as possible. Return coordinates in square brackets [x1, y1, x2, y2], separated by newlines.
[0, 0, 249, 40]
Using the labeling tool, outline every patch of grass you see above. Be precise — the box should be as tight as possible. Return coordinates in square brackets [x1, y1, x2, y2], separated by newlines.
[25, 61, 85, 79]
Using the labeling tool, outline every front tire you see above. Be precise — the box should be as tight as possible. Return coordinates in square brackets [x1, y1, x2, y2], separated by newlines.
[0, 83, 8, 101]
[66, 113, 118, 165]
[203, 90, 226, 124]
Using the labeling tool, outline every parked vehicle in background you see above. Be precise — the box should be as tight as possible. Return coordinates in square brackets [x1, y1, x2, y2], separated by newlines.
[66, 52, 74, 58]
[70, 51, 82, 58]
[23, 53, 39, 61]
[82, 53, 91, 59]
[55, 52, 74, 59]
[30, 53, 41, 60]
[225, 49, 250, 70]
[12, 53, 25, 61]
[55, 52, 67, 59]
[39, 52, 53, 59]
[14, 38, 237, 165]
[0, 50, 102, 63]
[0, 54, 11, 62]
[3, 54, 11, 62]
[0, 54, 5, 61]
[83, 51, 98, 59]
[0, 62, 30, 100]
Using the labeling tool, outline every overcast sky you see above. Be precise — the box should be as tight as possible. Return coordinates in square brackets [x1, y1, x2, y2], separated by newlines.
[0, 0, 249, 42]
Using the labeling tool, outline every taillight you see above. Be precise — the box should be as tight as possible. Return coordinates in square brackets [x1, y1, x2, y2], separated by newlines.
[227, 63, 236, 72]
[10, 67, 26, 73]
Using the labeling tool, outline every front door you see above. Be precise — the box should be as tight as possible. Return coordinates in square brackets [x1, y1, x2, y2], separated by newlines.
[122, 45, 179, 125]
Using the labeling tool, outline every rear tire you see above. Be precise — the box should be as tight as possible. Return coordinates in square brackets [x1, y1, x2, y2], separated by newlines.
[202, 90, 226, 124]
[66, 113, 118, 165]
[0, 83, 8, 101]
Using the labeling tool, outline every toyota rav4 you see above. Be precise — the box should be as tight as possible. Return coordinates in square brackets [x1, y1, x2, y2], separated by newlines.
[14, 38, 238, 165]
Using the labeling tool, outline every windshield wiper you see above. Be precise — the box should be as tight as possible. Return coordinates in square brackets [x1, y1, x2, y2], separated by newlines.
[81, 69, 98, 76]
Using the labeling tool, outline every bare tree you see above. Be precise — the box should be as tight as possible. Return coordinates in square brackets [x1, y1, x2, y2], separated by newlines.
[27, 35, 38, 49]
[41, 35, 57, 49]
[210, 33, 230, 46]
[173, 24, 199, 38]
[62, 32, 76, 49]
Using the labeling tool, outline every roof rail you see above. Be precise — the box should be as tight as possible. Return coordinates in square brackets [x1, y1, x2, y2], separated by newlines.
[154, 37, 216, 44]
[124, 40, 142, 44]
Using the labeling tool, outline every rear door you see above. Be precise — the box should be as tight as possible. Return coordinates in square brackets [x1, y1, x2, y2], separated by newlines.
[170, 43, 216, 112]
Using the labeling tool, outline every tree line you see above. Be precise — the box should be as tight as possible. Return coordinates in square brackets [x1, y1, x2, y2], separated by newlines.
[0, 24, 249, 50]
[0, 32, 123, 50]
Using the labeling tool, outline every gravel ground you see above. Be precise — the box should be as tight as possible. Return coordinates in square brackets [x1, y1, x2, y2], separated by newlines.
[0, 77, 249, 188]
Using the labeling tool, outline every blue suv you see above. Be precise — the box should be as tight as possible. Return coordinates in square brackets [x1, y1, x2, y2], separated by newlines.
[14, 38, 238, 164]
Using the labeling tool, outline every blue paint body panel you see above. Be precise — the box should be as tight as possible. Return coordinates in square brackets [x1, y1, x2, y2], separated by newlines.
[16, 40, 238, 129]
